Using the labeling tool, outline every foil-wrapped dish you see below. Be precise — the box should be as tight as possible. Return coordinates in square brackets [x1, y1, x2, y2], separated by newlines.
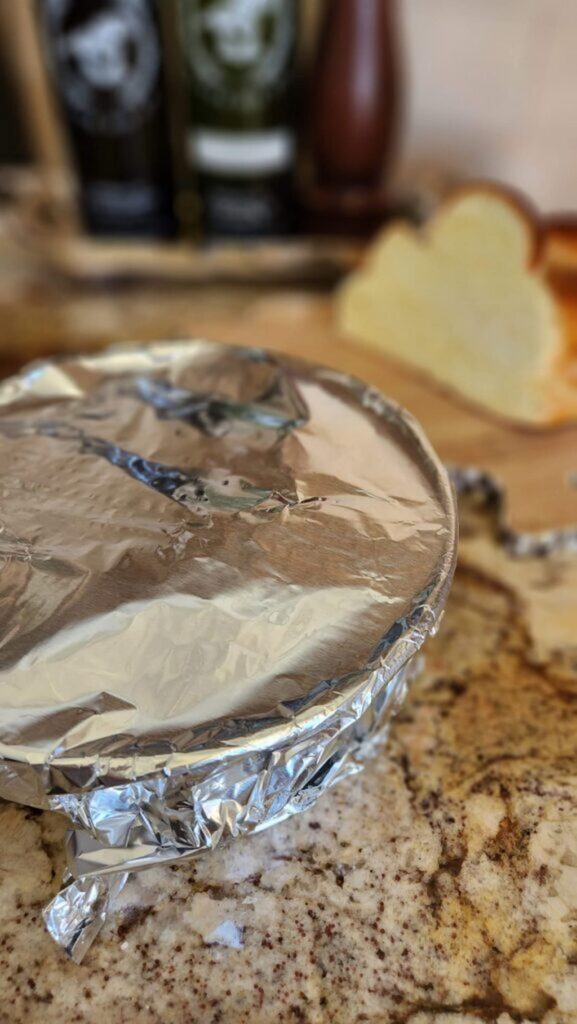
[0, 341, 457, 960]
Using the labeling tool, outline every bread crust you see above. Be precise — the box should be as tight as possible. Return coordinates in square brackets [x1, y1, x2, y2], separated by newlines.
[442, 180, 545, 267]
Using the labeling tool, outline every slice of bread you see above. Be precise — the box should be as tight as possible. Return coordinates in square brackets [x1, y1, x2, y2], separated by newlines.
[337, 186, 577, 424]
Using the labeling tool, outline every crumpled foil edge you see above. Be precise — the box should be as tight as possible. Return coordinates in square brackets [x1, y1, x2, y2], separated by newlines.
[42, 652, 422, 962]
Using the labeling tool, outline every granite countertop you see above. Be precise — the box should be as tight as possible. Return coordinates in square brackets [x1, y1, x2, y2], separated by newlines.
[1, 525, 577, 1024]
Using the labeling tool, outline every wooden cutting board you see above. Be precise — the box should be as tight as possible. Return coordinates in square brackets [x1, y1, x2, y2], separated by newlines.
[186, 292, 577, 538]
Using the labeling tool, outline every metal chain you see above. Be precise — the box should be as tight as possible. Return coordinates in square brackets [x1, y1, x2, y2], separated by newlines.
[448, 465, 577, 558]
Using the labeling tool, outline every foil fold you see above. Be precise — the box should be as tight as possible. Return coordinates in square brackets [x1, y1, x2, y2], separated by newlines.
[44, 872, 130, 964]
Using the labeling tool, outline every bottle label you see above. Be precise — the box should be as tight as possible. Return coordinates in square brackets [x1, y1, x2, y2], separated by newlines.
[181, 0, 295, 114]
[43, 0, 161, 136]
[202, 183, 288, 236]
[86, 181, 165, 219]
[189, 128, 294, 176]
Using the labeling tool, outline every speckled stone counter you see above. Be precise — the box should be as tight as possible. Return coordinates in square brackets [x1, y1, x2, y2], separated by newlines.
[1, 530, 577, 1024]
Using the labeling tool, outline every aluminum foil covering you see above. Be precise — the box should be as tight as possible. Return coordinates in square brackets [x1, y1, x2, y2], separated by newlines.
[0, 341, 457, 960]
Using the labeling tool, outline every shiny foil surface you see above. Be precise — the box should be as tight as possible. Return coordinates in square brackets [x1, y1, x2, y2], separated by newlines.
[0, 341, 457, 959]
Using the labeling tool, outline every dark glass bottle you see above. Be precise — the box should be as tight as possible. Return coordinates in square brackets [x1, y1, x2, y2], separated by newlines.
[179, 0, 298, 239]
[0, 60, 31, 166]
[39, 0, 177, 238]
[306, 0, 402, 235]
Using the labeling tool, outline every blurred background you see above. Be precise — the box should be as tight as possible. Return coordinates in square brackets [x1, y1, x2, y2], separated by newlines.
[0, 0, 576, 368]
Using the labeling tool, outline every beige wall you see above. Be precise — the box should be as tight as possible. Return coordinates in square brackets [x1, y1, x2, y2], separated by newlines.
[400, 0, 577, 212]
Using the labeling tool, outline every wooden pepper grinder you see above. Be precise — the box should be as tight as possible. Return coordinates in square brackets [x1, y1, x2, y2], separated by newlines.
[305, 0, 402, 236]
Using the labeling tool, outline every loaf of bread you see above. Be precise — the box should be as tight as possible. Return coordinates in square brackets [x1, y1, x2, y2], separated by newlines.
[338, 186, 577, 424]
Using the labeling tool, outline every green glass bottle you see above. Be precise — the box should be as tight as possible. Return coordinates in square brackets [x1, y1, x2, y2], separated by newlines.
[179, 0, 298, 239]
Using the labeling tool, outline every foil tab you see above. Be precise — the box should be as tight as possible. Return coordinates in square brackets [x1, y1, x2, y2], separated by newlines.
[0, 341, 457, 959]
